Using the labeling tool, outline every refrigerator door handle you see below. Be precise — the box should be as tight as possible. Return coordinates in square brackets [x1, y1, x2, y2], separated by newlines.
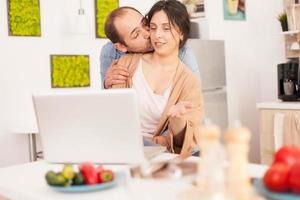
[202, 86, 227, 95]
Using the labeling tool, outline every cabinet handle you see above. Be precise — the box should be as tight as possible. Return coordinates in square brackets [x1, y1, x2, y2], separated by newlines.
[263, 149, 275, 156]
[202, 86, 226, 95]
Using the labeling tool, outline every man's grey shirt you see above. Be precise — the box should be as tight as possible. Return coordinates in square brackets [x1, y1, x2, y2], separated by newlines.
[100, 41, 200, 87]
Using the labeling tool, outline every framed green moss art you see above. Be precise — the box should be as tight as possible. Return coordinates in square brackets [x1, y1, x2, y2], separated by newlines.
[7, 0, 41, 36]
[95, 0, 119, 38]
[51, 55, 90, 88]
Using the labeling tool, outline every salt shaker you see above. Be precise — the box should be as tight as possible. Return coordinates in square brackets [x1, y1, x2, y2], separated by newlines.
[224, 122, 252, 200]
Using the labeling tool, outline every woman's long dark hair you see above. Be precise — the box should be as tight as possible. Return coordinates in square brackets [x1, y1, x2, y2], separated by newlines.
[144, 0, 190, 48]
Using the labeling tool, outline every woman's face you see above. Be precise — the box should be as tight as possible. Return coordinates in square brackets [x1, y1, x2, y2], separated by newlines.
[149, 10, 182, 56]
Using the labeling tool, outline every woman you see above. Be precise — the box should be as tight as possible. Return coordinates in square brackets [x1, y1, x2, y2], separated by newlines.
[109, 0, 203, 156]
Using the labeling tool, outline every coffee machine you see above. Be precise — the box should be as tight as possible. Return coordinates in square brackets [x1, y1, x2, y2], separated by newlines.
[278, 62, 300, 101]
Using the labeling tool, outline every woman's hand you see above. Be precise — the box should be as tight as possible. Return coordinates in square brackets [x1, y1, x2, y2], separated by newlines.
[167, 101, 193, 118]
[152, 136, 169, 146]
[167, 101, 193, 136]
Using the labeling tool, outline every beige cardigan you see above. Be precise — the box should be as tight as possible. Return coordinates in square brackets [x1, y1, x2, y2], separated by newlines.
[109, 53, 204, 156]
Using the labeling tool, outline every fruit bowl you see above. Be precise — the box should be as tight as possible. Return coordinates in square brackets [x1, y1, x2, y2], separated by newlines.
[253, 178, 300, 200]
[49, 176, 119, 193]
[45, 163, 122, 193]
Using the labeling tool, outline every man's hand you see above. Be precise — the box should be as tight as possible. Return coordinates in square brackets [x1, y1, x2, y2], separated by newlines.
[167, 101, 193, 118]
[104, 60, 129, 88]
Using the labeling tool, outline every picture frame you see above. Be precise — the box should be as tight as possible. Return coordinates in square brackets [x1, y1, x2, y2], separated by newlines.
[50, 55, 90, 88]
[182, 0, 205, 19]
[95, 0, 119, 38]
[7, 0, 41, 36]
[223, 0, 246, 21]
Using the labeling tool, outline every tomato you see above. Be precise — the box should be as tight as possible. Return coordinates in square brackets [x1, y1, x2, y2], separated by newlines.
[79, 162, 99, 185]
[273, 145, 300, 167]
[289, 162, 300, 194]
[263, 163, 290, 192]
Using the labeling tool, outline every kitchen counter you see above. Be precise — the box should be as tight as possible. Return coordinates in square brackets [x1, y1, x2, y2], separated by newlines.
[257, 101, 300, 110]
[0, 153, 267, 200]
[257, 101, 300, 164]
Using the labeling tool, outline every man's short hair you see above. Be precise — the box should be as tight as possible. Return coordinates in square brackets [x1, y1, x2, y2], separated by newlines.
[104, 7, 142, 45]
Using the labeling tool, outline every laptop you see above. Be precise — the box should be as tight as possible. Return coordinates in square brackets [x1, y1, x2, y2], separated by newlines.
[33, 89, 165, 164]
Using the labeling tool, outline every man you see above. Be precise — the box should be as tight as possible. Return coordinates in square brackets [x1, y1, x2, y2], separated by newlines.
[100, 6, 200, 89]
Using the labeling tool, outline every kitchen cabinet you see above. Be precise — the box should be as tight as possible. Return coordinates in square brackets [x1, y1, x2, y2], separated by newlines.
[257, 102, 300, 164]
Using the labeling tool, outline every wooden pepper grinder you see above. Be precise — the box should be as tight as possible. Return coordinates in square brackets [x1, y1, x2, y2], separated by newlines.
[224, 121, 252, 200]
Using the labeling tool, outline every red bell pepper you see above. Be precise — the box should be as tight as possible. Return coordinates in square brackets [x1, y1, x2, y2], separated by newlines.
[98, 169, 114, 183]
[79, 162, 99, 185]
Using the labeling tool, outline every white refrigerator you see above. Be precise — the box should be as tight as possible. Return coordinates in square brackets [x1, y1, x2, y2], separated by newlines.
[187, 39, 228, 129]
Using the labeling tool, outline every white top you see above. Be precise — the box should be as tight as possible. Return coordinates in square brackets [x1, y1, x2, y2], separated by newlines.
[256, 101, 300, 110]
[133, 59, 171, 135]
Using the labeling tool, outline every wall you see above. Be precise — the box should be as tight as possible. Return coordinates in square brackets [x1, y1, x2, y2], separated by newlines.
[0, 0, 161, 167]
[205, 0, 286, 162]
[0, 0, 286, 166]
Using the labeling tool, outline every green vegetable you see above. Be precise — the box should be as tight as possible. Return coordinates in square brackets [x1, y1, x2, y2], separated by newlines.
[72, 172, 85, 185]
[45, 171, 68, 186]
